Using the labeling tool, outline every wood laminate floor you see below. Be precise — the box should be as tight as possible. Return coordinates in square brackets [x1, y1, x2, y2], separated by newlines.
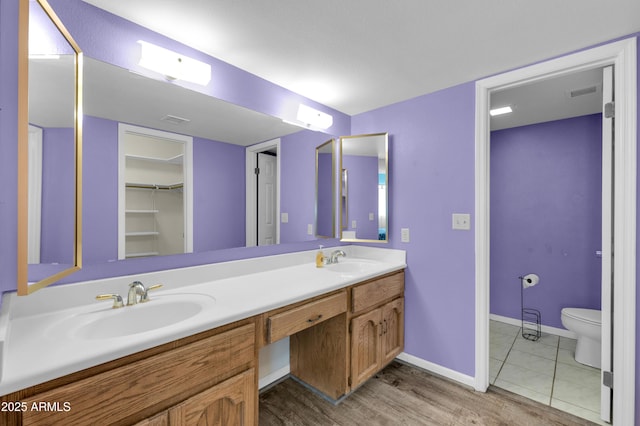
[259, 361, 597, 425]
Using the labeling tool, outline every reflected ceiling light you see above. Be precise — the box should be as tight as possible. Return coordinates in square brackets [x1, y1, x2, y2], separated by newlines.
[295, 104, 333, 130]
[489, 106, 513, 116]
[137, 41, 211, 86]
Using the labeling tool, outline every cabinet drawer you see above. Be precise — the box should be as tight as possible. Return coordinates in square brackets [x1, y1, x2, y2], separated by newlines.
[351, 271, 404, 314]
[21, 323, 255, 426]
[267, 292, 347, 343]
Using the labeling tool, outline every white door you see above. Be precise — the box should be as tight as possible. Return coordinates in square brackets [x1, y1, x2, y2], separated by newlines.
[257, 153, 277, 245]
[600, 65, 613, 423]
[27, 125, 43, 264]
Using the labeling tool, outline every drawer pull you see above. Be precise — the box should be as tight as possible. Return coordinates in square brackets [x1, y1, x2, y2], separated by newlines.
[307, 314, 323, 323]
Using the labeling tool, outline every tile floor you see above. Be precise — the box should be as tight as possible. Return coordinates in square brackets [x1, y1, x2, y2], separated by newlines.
[490, 320, 606, 425]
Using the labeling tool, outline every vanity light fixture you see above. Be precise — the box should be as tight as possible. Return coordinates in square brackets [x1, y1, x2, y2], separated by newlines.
[296, 104, 333, 130]
[137, 41, 211, 86]
[489, 106, 513, 116]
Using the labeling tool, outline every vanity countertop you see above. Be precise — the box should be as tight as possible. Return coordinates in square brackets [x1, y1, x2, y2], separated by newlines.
[0, 245, 405, 396]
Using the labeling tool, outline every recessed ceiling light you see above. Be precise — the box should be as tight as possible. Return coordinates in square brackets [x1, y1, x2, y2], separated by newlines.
[489, 106, 513, 116]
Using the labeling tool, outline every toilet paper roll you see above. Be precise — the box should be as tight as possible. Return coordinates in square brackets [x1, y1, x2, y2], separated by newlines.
[520, 273, 539, 289]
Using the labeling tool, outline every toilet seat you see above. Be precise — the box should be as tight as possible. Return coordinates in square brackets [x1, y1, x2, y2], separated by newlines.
[562, 308, 601, 326]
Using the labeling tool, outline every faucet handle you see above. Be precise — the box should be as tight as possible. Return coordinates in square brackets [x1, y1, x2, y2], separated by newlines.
[96, 293, 124, 309]
[140, 284, 163, 303]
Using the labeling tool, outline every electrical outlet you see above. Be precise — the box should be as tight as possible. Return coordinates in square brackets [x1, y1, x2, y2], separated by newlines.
[452, 213, 471, 230]
[401, 228, 410, 243]
[351, 220, 357, 228]
[369, 212, 374, 220]
[307, 224, 313, 235]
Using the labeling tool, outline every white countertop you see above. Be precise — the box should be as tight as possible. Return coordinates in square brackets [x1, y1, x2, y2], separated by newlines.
[0, 245, 405, 396]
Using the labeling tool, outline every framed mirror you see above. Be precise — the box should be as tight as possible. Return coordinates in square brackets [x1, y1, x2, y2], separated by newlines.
[339, 133, 388, 243]
[315, 139, 335, 238]
[18, 1, 336, 285]
[17, 0, 83, 295]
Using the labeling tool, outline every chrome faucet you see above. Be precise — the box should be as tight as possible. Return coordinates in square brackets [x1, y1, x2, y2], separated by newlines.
[127, 281, 146, 305]
[328, 249, 347, 264]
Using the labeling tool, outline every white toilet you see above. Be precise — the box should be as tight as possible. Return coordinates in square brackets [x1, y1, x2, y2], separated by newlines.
[560, 308, 601, 368]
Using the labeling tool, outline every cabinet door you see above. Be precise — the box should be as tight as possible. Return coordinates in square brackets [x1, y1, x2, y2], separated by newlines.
[133, 411, 168, 426]
[169, 368, 256, 426]
[381, 298, 404, 366]
[350, 308, 382, 389]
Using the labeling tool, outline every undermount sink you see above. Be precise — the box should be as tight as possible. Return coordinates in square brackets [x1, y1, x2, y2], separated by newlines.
[52, 293, 215, 340]
[324, 258, 379, 274]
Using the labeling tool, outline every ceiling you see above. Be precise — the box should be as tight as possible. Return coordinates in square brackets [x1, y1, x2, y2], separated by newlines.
[82, 0, 640, 117]
[490, 67, 604, 131]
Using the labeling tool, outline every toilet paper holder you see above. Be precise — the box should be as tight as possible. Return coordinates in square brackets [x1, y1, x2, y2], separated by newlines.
[519, 274, 541, 341]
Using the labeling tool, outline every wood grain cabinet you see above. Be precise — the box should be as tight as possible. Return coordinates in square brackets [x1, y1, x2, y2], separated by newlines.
[351, 297, 404, 389]
[168, 368, 256, 425]
[287, 270, 405, 400]
[4, 320, 257, 426]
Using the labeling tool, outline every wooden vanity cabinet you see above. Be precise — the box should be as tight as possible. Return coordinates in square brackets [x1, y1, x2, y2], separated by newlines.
[350, 273, 404, 390]
[2, 319, 258, 426]
[288, 270, 405, 400]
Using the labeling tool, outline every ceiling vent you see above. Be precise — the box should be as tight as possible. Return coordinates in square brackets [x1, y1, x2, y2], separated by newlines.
[569, 86, 598, 98]
[161, 114, 191, 125]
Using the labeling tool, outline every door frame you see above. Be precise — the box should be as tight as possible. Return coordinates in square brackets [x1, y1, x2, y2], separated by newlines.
[117, 123, 194, 259]
[474, 38, 636, 424]
[245, 138, 281, 247]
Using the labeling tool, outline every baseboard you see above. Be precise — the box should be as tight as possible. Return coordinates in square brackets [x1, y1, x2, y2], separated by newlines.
[258, 365, 290, 390]
[490, 313, 577, 339]
[396, 352, 476, 389]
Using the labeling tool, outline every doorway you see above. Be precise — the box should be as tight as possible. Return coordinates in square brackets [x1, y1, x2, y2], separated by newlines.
[245, 139, 281, 247]
[117, 123, 194, 259]
[474, 38, 636, 424]
[488, 69, 606, 422]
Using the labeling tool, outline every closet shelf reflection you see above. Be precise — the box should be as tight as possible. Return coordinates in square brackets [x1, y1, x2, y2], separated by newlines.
[125, 182, 184, 190]
[126, 231, 160, 237]
[125, 209, 159, 214]
[125, 251, 160, 258]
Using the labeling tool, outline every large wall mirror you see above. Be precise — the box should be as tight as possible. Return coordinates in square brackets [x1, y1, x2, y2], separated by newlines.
[339, 133, 388, 243]
[315, 139, 335, 238]
[20, 0, 339, 285]
[18, 0, 83, 295]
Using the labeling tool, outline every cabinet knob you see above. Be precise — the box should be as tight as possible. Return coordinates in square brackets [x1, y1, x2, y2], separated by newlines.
[306, 314, 323, 323]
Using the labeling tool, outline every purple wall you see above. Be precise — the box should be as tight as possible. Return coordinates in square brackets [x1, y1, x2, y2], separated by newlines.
[193, 137, 246, 252]
[83, 116, 119, 263]
[0, 0, 20, 298]
[352, 82, 477, 377]
[280, 130, 337, 243]
[342, 155, 379, 239]
[316, 152, 334, 237]
[490, 114, 602, 328]
[40, 127, 75, 264]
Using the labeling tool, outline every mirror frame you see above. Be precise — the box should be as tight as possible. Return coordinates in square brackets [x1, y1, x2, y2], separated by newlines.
[339, 132, 389, 243]
[315, 138, 336, 238]
[17, 0, 83, 295]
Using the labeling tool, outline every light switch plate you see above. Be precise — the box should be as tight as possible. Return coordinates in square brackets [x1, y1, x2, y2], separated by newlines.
[369, 212, 374, 220]
[452, 213, 471, 230]
[281, 212, 289, 223]
[401, 228, 410, 243]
